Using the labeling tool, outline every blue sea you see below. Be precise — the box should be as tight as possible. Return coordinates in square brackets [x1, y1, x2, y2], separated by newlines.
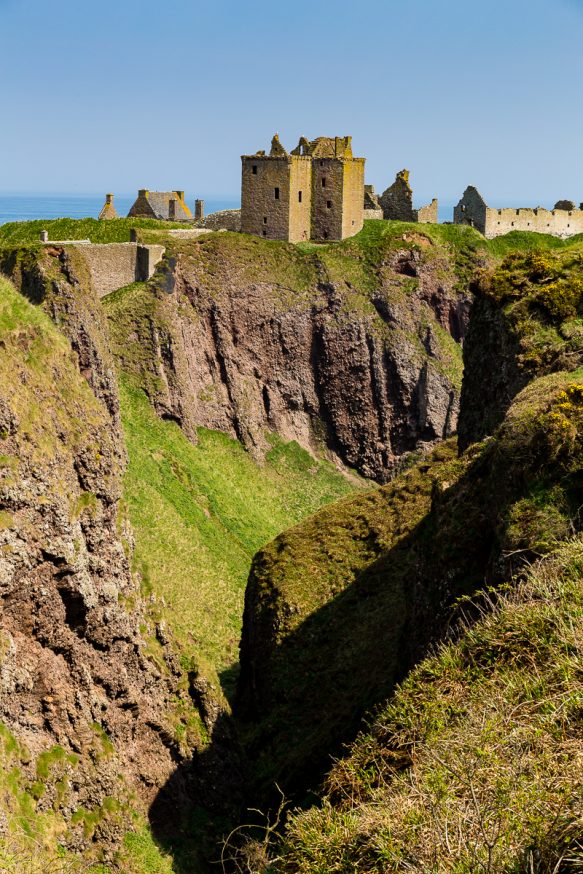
[0, 194, 240, 226]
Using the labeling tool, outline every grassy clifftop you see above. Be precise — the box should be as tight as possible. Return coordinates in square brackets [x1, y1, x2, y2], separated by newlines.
[0, 217, 191, 245]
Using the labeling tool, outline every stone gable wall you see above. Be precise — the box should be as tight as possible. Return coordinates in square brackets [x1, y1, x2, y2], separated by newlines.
[417, 199, 439, 224]
[453, 187, 488, 234]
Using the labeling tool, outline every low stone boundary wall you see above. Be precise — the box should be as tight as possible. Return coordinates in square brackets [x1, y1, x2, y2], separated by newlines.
[364, 209, 383, 220]
[41, 241, 166, 297]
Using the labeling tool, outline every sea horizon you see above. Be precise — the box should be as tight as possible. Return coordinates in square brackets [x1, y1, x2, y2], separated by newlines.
[0, 192, 464, 225]
[0, 193, 241, 226]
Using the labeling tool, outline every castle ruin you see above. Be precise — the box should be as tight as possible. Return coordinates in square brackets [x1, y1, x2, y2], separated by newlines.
[98, 193, 118, 220]
[241, 134, 365, 242]
[378, 170, 438, 224]
[454, 186, 583, 239]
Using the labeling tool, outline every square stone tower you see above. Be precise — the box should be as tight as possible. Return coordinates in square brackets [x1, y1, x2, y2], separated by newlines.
[241, 134, 365, 242]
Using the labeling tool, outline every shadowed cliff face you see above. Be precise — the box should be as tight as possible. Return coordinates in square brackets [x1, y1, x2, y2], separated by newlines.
[106, 230, 470, 482]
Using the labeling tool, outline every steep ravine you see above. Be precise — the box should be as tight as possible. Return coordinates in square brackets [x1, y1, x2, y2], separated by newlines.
[232, 242, 583, 869]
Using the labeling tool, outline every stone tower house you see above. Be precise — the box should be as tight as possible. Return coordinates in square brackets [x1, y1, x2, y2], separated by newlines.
[241, 134, 365, 242]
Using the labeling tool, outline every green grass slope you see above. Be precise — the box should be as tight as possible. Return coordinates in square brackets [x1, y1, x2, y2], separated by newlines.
[280, 537, 583, 873]
[119, 376, 360, 695]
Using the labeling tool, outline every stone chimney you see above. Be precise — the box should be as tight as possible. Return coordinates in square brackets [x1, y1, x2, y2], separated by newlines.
[195, 199, 204, 220]
[40, 230, 48, 242]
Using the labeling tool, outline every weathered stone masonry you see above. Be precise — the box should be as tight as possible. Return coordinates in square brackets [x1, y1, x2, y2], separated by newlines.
[454, 186, 583, 239]
[241, 134, 365, 242]
[39, 237, 165, 297]
[379, 169, 438, 224]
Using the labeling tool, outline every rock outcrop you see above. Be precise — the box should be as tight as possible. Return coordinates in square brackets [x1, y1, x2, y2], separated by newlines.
[106, 230, 470, 482]
[0, 275, 200, 863]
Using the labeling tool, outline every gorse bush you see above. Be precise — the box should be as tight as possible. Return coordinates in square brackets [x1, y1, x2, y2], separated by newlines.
[481, 250, 583, 321]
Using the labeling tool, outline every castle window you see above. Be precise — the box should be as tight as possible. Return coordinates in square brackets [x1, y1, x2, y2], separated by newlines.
[274, 187, 280, 200]
[298, 191, 302, 203]
[263, 216, 267, 224]
[252, 165, 258, 175]
[262, 230, 267, 236]
[322, 178, 327, 188]
[327, 200, 332, 209]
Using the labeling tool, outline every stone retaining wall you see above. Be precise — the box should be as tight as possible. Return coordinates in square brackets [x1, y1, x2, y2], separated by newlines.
[60, 243, 165, 297]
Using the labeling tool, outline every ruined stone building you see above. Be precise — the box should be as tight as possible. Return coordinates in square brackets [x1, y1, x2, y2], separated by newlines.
[241, 134, 365, 242]
[363, 186, 383, 219]
[98, 193, 118, 220]
[454, 186, 583, 239]
[378, 170, 438, 224]
[127, 190, 193, 221]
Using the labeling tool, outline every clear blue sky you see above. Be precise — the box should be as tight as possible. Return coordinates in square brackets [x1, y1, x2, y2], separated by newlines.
[1, 0, 582, 207]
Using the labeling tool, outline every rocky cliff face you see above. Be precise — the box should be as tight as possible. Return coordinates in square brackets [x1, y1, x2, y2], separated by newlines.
[0, 274, 200, 865]
[108, 228, 470, 482]
[1, 245, 125, 454]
